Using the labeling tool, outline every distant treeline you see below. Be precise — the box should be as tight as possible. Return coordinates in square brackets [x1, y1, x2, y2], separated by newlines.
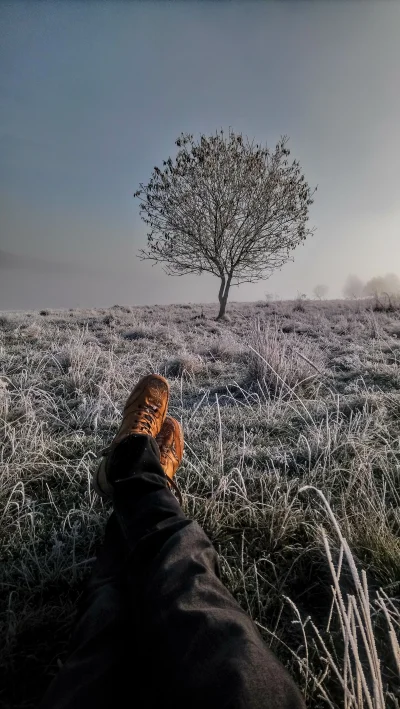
[343, 273, 400, 298]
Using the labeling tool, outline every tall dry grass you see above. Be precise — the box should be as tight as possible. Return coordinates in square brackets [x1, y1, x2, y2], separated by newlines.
[1, 299, 399, 707]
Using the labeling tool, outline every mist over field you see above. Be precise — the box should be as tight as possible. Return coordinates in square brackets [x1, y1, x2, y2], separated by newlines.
[2, 2, 400, 310]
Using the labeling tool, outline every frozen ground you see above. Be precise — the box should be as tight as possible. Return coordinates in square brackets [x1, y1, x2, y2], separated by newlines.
[1, 298, 399, 708]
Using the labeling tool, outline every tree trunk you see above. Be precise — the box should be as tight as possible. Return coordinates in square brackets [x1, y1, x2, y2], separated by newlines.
[216, 274, 232, 320]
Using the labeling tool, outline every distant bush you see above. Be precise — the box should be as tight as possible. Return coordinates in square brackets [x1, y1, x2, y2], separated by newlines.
[191, 308, 206, 320]
[0, 315, 16, 331]
[247, 320, 324, 397]
[40, 310, 50, 316]
[313, 284, 328, 299]
[364, 273, 400, 298]
[371, 292, 400, 312]
[22, 324, 42, 340]
[111, 304, 131, 313]
[0, 315, 10, 328]
[53, 351, 72, 372]
[164, 353, 204, 377]
[343, 272, 400, 303]
[123, 327, 154, 341]
[293, 294, 307, 312]
[343, 274, 365, 299]
[205, 334, 245, 363]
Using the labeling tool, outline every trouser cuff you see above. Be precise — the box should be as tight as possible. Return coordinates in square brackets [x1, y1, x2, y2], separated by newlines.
[106, 434, 165, 486]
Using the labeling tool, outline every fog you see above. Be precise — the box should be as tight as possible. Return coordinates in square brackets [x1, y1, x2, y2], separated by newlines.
[1, 1, 400, 310]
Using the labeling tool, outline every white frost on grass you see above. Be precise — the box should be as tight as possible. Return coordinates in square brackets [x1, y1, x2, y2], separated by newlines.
[1, 298, 399, 707]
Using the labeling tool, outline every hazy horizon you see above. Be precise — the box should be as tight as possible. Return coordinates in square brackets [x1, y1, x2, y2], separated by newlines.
[1, 1, 400, 310]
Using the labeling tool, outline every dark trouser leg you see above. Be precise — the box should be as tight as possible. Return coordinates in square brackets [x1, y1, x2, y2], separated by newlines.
[40, 434, 305, 709]
[39, 512, 146, 709]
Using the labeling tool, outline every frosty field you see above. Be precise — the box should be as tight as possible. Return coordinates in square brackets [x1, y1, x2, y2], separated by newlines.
[1, 298, 399, 708]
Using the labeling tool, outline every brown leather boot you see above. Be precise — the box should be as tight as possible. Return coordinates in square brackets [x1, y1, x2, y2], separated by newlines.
[155, 415, 184, 481]
[93, 373, 169, 497]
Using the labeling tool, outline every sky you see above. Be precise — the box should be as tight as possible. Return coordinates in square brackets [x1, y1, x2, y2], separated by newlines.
[1, 0, 400, 310]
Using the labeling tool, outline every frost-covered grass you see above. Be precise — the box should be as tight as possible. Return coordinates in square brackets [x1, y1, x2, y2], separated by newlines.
[1, 298, 399, 708]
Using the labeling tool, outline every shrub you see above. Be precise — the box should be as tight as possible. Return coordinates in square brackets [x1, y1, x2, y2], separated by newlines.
[164, 354, 204, 377]
[123, 327, 154, 341]
[0, 315, 11, 329]
[204, 334, 245, 363]
[247, 320, 324, 397]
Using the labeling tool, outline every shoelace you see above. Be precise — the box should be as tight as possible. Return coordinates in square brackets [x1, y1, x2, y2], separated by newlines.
[165, 473, 183, 506]
[128, 403, 158, 435]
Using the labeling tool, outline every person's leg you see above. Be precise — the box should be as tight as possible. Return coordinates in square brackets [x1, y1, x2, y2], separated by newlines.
[40, 430, 305, 709]
[39, 511, 146, 709]
[39, 373, 170, 709]
[108, 433, 306, 709]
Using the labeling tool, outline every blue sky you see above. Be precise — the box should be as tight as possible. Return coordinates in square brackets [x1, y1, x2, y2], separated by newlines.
[1, 1, 400, 309]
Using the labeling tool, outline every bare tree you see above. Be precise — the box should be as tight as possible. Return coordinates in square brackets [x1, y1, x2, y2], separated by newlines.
[343, 274, 364, 299]
[135, 129, 316, 319]
[363, 276, 387, 297]
[384, 273, 400, 294]
[313, 284, 328, 300]
[364, 273, 400, 297]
